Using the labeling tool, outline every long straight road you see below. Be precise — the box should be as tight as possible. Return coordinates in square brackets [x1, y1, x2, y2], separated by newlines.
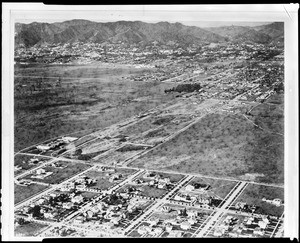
[195, 181, 248, 237]
[124, 175, 193, 235]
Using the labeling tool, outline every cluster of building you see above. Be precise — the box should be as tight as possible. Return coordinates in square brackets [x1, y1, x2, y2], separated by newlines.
[71, 193, 150, 234]
[36, 136, 77, 153]
[16, 190, 88, 222]
[213, 214, 273, 237]
[14, 157, 44, 172]
[137, 206, 207, 237]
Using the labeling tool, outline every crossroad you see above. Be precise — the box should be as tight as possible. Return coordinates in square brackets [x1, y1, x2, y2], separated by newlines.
[195, 181, 248, 237]
[124, 175, 193, 235]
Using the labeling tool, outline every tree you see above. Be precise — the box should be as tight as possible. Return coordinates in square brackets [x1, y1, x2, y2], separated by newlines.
[29, 205, 42, 218]
[17, 217, 27, 225]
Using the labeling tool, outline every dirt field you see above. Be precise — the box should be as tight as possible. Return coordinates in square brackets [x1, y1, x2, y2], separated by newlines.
[233, 184, 284, 217]
[15, 221, 49, 237]
[14, 62, 177, 152]
[129, 97, 284, 185]
[15, 183, 49, 204]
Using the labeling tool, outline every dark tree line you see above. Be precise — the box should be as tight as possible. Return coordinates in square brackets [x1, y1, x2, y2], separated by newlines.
[164, 83, 202, 93]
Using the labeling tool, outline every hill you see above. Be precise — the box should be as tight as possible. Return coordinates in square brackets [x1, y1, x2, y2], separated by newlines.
[205, 22, 283, 45]
[15, 20, 228, 48]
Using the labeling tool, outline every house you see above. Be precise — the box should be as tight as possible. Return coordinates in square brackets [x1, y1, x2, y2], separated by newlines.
[180, 221, 191, 230]
[158, 182, 167, 189]
[272, 198, 282, 207]
[159, 178, 171, 184]
[62, 202, 74, 209]
[188, 217, 197, 225]
[187, 210, 198, 217]
[36, 145, 50, 151]
[37, 198, 46, 205]
[36, 168, 46, 175]
[75, 177, 85, 184]
[71, 195, 84, 204]
[169, 231, 183, 237]
[111, 216, 121, 225]
[148, 180, 156, 186]
[258, 220, 268, 229]
[148, 217, 159, 226]
[153, 227, 163, 235]
[254, 227, 264, 236]
[14, 165, 22, 171]
[228, 232, 238, 237]
[137, 226, 148, 235]
[165, 224, 173, 232]
[109, 173, 122, 182]
[74, 216, 85, 224]
[76, 184, 86, 190]
[185, 184, 195, 191]
[61, 136, 77, 143]
[213, 228, 224, 237]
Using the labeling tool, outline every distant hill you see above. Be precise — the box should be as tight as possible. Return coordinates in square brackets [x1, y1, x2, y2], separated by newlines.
[15, 20, 284, 48]
[15, 20, 228, 48]
[253, 22, 284, 46]
[205, 22, 284, 45]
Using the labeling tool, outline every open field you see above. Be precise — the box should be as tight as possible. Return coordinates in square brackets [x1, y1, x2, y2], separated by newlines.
[22, 161, 91, 184]
[231, 184, 284, 217]
[98, 145, 148, 166]
[129, 98, 284, 184]
[15, 221, 49, 237]
[117, 171, 184, 199]
[14, 63, 177, 152]
[14, 154, 51, 175]
[79, 167, 137, 190]
[185, 177, 238, 199]
[15, 183, 49, 204]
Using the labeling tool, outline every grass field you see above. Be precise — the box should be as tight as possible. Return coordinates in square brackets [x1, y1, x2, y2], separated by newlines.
[187, 177, 238, 199]
[15, 183, 49, 204]
[81, 167, 136, 190]
[14, 63, 177, 152]
[233, 184, 284, 217]
[15, 221, 49, 237]
[14, 154, 50, 175]
[118, 184, 168, 199]
[129, 96, 284, 184]
[23, 161, 90, 184]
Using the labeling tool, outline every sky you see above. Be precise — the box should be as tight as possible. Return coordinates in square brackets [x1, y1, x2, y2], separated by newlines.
[16, 18, 270, 28]
[11, 4, 281, 28]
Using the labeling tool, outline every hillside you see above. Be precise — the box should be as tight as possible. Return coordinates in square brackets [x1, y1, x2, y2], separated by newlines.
[205, 22, 284, 45]
[15, 20, 228, 48]
[205, 25, 272, 44]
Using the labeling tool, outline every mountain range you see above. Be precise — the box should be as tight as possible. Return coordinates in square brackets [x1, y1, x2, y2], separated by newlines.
[15, 20, 284, 48]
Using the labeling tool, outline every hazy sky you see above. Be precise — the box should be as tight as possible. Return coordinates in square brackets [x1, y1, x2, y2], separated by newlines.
[12, 4, 279, 28]
[16, 18, 270, 28]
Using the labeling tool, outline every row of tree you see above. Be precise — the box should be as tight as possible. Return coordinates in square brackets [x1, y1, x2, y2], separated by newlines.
[164, 83, 202, 93]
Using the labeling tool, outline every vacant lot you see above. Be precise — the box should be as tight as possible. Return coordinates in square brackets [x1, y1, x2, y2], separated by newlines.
[15, 221, 49, 237]
[186, 177, 238, 199]
[15, 183, 49, 204]
[14, 63, 177, 152]
[23, 161, 90, 184]
[14, 154, 50, 175]
[129, 99, 284, 184]
[81, 168, 136, 190]
[233, 184, 284, 217]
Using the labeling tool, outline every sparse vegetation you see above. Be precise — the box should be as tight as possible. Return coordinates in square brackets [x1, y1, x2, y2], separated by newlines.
[14, 64, 176, 152]
[15, 221, 48, 237]
[130, 100, 284, 184]
[22, 161, 90, 184]
[15, 183, 49, 204]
